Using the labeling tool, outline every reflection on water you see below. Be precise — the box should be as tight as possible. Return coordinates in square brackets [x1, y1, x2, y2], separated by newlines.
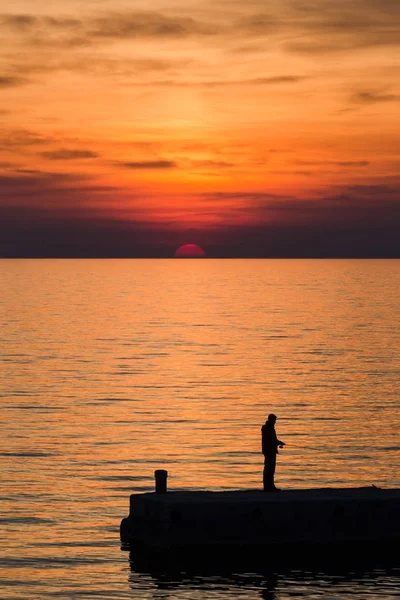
[0, 259, 399, 599]
[129, 557, 400, 600]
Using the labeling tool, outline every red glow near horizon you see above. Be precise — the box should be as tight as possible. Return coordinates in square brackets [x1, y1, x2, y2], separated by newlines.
[174, 244, 207, 258]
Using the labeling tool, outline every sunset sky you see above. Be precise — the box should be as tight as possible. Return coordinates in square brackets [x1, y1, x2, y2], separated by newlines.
[0, 0, 399, 257]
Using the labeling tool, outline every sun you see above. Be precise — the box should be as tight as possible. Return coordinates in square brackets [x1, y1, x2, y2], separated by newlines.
[174, 244, 207, 258]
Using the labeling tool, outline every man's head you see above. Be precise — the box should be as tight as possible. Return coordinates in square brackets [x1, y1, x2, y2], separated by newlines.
[267, 413, 277, 423]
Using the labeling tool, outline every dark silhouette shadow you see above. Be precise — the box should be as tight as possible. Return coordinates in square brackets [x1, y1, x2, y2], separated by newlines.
[127, 539, 399, 573]
[262, 413, 285, 491]
[127, 548, 400, 599]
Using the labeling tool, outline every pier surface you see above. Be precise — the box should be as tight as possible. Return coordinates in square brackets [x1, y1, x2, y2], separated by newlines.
[121, 486, 400, 563]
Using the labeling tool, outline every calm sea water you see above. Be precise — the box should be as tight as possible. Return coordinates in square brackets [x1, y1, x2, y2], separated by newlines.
[0, 259, 399, 599]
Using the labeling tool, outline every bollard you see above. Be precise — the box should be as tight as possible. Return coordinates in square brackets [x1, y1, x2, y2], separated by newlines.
[154, 469, 168, 493]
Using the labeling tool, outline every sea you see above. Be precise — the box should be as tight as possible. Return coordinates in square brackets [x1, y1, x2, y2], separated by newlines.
[1, 258, 399, 599]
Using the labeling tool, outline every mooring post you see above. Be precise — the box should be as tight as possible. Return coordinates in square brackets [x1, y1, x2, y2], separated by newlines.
[154, 469, 168, 493]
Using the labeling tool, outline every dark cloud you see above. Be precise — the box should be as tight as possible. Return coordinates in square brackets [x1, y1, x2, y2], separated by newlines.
[270, 170, 313, 176]
[194, 75, 305, 87]
[228, 0, 400, 53]
[41, 149, 99, 160]
[295, 160, 370, 167]
[128, 75, 305, 88]
[285, 0, 400, 53]
[0, 75, 29, 88]
[0, 11, 217, 48]
[0, 210, 182, 258]
[0, 169, 121, 235]
[118, 160, 177, 169]
[2, 14, 83, 35]
[0, 55, 192, 90]
[235, 13, 279, 36]
[330, 183, 400, 200]
[0, 128, 53, 148]
[90, 12, 217, 39]
[252, 76, 304, 85]
[1, 14, 37, 32]
[350, 91, 400, 104]
[201, 191, 284, 202]
[332, 161, 370, 167]
[0, 170, 93, 190]
[2, 1, 399, 57]
[0, 14, 88, 48]
[1, 14, 83, 33]
[1, 179, 399, 257]
[190, 160, 234, 168]
[197, 182, 400, 226]
[81, 56, 188, 76]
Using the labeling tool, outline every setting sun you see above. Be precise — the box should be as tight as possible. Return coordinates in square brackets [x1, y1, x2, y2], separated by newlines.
[174, 244, 207, 258]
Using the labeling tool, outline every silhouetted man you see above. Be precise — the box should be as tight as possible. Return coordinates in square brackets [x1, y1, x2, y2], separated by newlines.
[261, 414, 285, 491]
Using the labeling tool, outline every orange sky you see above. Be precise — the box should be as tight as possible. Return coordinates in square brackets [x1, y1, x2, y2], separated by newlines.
[0, 0, 399, 256]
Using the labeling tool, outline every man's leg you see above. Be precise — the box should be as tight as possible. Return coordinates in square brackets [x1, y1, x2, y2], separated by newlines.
[270, 453, 277, 488]
[263, 457, 268, 490]
[263, 454, 276, 490]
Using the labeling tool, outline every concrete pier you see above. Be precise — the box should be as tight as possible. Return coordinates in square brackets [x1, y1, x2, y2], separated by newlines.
[120, 482, 400, 563]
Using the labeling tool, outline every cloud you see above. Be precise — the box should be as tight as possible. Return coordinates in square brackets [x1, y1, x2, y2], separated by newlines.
[225, 0, 400, 53]
[329, 182, 400, 200]
[251, 76, 304, 85]
[0, 169, 121, 222]
[0, 54, 193, 91]
[292, 1, 399, 53]
[196, 182, 400, 224]
[41, 149, 99, 160]
[118, 160, 177, 169]
[331, 161, 370, 167]
[90, 12, 217, 40]
[0, 11, 218, 48]
[123, 74, 306, 89]
[233, 12, 280, 36]
[0, 170, 93, 189]
[1, 177, 399, 257]
[0, 128, 53, 148]
[295, 160, 370, 167]
[2, 1, 399, 63]
[190, 160, 234, 168]
[0, 75, 29, 88]
[350, 91, 400, 104]
[1, 14, 37, 31]
[270, 169, 313, 176]
[0, 14, 88, 48]
[187, 75, 305, 87]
